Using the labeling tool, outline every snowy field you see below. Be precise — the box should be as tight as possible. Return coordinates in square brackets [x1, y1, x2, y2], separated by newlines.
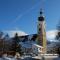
[0, 54, 60, 60]
[0, 57, 60, 60]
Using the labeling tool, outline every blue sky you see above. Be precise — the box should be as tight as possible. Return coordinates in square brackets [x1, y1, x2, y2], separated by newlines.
[0, 0, 60, 34]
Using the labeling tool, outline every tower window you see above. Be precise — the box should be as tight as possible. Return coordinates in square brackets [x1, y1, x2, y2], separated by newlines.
[39, 28, 41, 31]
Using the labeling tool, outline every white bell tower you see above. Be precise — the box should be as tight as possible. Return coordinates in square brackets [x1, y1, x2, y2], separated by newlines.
[37, 9, 46, 53]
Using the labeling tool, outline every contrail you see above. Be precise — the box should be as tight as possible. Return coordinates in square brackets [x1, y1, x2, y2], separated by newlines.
[14, 0, 46, 23]
[11, 0, 41, 24]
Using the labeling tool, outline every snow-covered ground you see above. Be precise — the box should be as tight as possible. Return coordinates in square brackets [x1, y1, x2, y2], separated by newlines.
[0, 57, 60, 60]
[0, 56, 60, 60]
[0, 57, 16, 60]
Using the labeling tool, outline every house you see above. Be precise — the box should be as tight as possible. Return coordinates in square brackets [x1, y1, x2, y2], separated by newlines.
[32, 44, 44, 55]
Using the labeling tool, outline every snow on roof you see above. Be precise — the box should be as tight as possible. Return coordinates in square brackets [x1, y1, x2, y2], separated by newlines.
[33, 44, 43, 48]
[19, 41, 43, 49]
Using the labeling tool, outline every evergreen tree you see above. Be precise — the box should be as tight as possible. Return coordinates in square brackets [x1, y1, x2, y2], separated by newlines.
[12, 33, 22, 55]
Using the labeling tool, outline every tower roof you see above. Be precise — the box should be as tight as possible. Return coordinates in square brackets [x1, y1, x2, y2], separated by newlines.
[38, 9, 44, 21]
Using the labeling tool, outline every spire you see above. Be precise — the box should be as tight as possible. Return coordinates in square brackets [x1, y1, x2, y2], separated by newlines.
[39, 0, 45, 17]
[40, 8, 43, 16]
[38, 9, 44, 21]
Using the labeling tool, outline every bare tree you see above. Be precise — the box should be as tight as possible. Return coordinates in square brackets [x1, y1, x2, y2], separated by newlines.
[0, 31, 4, 39]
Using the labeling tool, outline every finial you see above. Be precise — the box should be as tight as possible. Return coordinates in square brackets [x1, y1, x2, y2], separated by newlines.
[40, 8, 43, 15]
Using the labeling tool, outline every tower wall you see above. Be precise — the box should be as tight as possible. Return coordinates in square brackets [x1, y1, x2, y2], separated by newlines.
[37, 11, 46, 53]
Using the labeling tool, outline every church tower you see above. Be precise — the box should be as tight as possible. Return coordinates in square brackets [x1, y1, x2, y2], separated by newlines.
[37, 9, 46, 53]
